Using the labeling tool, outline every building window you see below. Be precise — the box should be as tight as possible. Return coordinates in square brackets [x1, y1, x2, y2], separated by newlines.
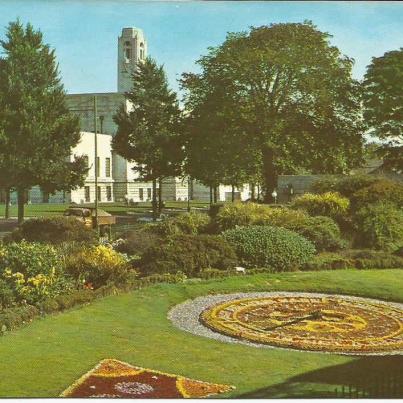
[83, 155, 89, 169]
[105, 158, 111, 177]
[85, 186, 90, 202]
[139, 42, 144, 59]
[139, 188, 144, 201]
[106, 186, 112, 201]
[125, 47, 131, 60]
[147, 188, 152, 200]
[96, 157, 100, 177]
[97, 186, 102, 202]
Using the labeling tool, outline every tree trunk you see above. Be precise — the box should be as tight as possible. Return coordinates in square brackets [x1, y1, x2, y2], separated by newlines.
[152, 179, 158, 221]
[209, 186, 213, 206]
[213, 186, 218, 203]
[17, 188, 25, 224]
[251, 183, 255, 201]
[158, 177, 163, 213]
[262, 145, 278, 203]
[231, 185, 235, 202]
[4, 188, 10, 219]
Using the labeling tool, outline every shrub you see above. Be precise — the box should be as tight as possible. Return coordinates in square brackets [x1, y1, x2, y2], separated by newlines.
[301, 253, 354, 271]
[353, 202, 403, 251]
[350, 180, 403, 211]
[114, 229, 162, 256]
[213, 202, 308, 232]
[341, 249, 403, 269]
[0, 279, 16, 309]
[150, 212, 211, 236]
[65, 245, 134, 288]
[290, 192, 350, 221]
[0, 304, 39, 331]
[223, 225, 315, 271]
[285, 216, 346, 252]
[0, 241, 73, 304]
[139, 234, 238, 276]
[5, 216, 97, 245]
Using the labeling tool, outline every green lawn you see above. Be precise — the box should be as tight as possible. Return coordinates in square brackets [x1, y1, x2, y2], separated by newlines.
[0, 269, 402, 397]
[0, 201, 210, 218]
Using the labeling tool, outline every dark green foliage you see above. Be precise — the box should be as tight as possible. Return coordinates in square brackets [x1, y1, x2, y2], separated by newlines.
[0, 20, 87, 222]
[0, 304, 39, 331]
[286, 216, 347, 252]
[139, 234, 238, 276]
[342, 249, 403, 269]
[353, 202, 403, 251]
[0, 280, 15, 309]
[363, 48, 403, 170]
[181, 22, 364, 202]
[223, 225, 315, 271]
[349, 179, 403, 211]
[114, 229, 162, 256]
[209, 203, 225, 218]
[113, 57, 183, 219]
[5, 217, 97, 244]
[301, 253, 354, 271]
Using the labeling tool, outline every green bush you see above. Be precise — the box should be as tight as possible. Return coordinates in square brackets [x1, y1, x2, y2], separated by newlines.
[341, 249, 403, 269]
[0, 279, 16, 309]
[223, 225, 315, 271]
[0, 241, 73, 304]
[150, 212, 211, 236]
[290, 192, 350, 221]
[350, 180, 403, 211]
[114, 229, 162, 256]
[301, 253, 354, 271]
[353, 202, 403, 251]
[0, 304, 39, 331]
[5, 216, 97, 245]
[65, 245, 135, 288]
[213, 202, 308, 232]
[139, 234, 238, 276]
[285, 216, 347, 252]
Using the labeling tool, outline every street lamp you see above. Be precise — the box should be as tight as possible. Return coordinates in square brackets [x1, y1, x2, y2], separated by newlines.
[271, 189, 278, 204]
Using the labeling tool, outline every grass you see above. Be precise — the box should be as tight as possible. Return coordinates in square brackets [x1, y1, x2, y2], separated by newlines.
[0, 269, 402, 398]
[0, 201, 210, 218]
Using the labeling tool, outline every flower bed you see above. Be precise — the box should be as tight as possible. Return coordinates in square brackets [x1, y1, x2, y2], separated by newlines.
[61, 359, 234, 398]
[169, 292, 403, 355]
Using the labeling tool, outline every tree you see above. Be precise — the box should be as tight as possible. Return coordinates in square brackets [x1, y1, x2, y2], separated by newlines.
[113, 57, 183, 220]
[181, 22, 364, 202]
[0, 20, 87, 223]
[363, 48, 403, 173]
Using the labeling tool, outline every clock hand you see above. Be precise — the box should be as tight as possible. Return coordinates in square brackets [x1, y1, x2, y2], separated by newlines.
[263, 310, 323, 331]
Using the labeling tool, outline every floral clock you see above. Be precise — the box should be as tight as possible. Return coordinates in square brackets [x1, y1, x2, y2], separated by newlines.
[200, 294, 403, 354]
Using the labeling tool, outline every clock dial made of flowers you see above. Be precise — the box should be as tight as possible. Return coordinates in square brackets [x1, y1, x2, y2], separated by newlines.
[200, 295, 403, 354]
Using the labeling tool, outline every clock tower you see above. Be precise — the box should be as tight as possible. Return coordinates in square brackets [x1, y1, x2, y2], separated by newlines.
[117, 27, 147, 93]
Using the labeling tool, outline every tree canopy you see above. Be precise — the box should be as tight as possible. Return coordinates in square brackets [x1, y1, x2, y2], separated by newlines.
[181, 21, 364, 201]
[113, 57, 183, 218]
[0, 20, 87, 221]
[363, 48, 403, 172]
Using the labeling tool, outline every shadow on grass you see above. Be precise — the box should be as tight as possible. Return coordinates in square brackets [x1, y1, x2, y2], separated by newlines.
[239, 355, 403, 398]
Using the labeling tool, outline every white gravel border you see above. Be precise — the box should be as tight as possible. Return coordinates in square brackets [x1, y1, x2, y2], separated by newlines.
[168, 292, 403, 356]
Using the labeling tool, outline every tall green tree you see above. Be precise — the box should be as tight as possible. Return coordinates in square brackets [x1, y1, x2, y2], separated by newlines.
[181, 22, 364, 202]
[113, 57, 183, 220]
[363, 48, 403, 172]
[0, 20, 87, 222]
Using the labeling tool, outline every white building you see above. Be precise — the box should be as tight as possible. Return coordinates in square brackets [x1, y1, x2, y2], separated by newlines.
[3, 27, 251, 205]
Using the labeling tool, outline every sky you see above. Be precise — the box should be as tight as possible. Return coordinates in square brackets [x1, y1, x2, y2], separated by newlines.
[0, 1, 402, 96]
